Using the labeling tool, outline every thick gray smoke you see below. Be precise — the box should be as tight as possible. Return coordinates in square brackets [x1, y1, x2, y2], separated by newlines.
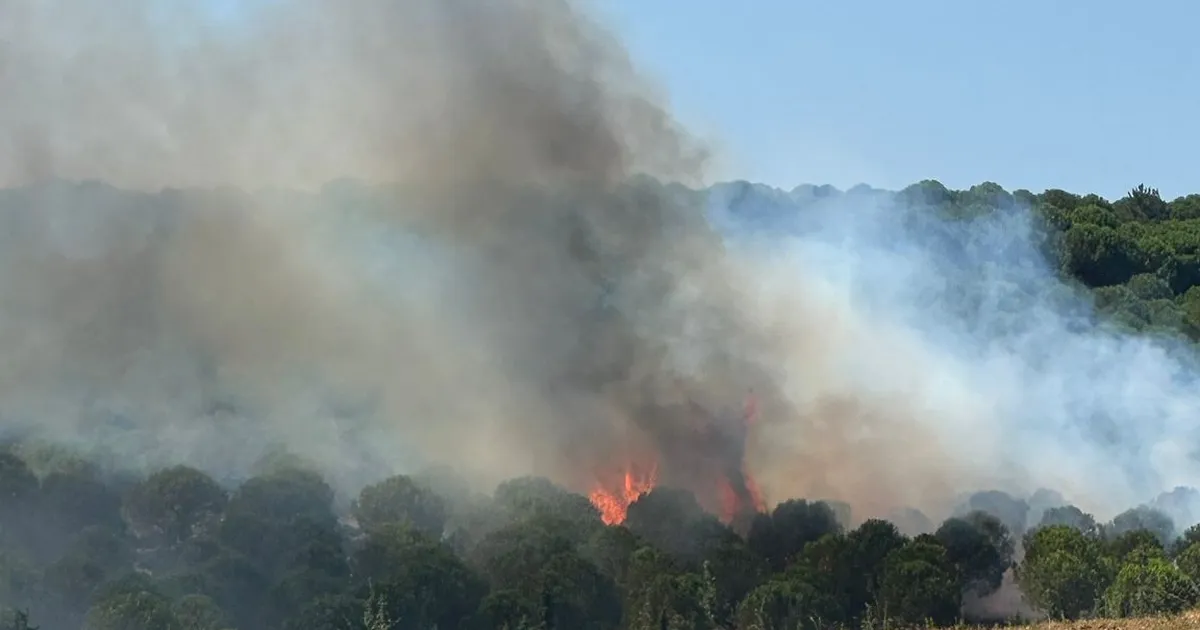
[0, 0, 778, 508]
[0, 0, 1196, 531]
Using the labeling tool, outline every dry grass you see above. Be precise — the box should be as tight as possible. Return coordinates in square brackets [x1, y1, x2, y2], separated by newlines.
[959, 610, 1200, 630]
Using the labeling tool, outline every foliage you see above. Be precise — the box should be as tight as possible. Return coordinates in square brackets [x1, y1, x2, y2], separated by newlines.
[1103, 556, 1199, 618]
[1017, 525, 1109, 619]
[352, 474, 447, 538]
[934, 511, 1014, 596]
[0, 435, 1193, 630]
[124, 466, 226, 545]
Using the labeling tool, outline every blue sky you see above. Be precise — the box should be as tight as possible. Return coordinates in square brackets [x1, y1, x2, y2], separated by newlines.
[597, 0, 1199, 200]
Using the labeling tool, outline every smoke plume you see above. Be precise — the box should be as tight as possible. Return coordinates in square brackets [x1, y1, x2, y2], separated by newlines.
[0, 0, 774, 506]
[0, 0, 1197, 531]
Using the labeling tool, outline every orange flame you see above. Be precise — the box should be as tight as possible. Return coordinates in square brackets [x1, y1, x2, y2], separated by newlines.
[737, 390, 767, 517]
[589, 463, 658, 525]
[718, 472, 767, 524]
[745, 473, 765, 512]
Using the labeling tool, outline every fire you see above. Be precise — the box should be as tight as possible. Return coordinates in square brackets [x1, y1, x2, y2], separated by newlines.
[588, 389, 768, 527]
[720, 470, 767, 523]
[589, 462, 657, 525]
[730, 389, 767, 520]
[745, 473, 765, 511]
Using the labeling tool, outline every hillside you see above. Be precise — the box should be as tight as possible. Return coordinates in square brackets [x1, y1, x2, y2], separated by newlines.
[0, 178, 1196, 629]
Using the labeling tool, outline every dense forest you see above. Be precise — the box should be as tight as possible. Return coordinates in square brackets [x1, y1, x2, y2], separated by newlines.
[0, 178, 1198, 630]
[3, 438, 1200, 630]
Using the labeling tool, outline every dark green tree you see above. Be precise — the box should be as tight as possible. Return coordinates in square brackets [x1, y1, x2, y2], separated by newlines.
[1106, 506, 1175, 547]
[83, 588, 178, 630]
[354, 524, 487, 629]
[124, 465, 226, 545]
[934, 511, 1013, 596]
[876, 538, 960, 626]
[1036, 504, 1101, 537]
[746, 499, 842, 572]
[352, 474, 447, 538]
[1017, 525, 1109, 619]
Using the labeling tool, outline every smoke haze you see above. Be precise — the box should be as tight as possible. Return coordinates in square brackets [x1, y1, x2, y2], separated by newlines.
[0, 0, 1197, 530]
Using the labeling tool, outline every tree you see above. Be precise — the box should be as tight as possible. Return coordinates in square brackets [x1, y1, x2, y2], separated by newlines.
[218, 468, 342, 583]
[747, 500, 842, 572]
[124, 465, 226, 544]
[1106, 529, 1165, 563]
[734, 576, 840, 630]
[582, 525, 641, 589]
[41, 527, 136, 617]
[962, 490, 1029, 538]
[1061, 223, 1139, 287]
[352, 474, 447, 538]
[1169, 194, 1200, 220]
[83, 589, 178, 630]
[493, 476, 602, 537]
[354, 524, 487, 629]
[1114, 184, 1169, 221]
[624, 488, 726, 565]
[899, 180, 954, 209]
[281, 594, 365, 630]
[171, 594, 228, 630]
[1172, 524, 1200, 557]
[1127, 273, 1173, 300]
[160, 549, 272, 630]
[876, 539, 960, 626]
[224, 468, 336, 527]
[1017, 525, 1108, 619]
[839, 519, 909, 620]
[470, 516, 576, 590]
[625, 571, 716, 630]
[1174, 542, 1200, 584]
[1107, 506, 1175, 547]
[1037, 505, 1101, 537]
[697, 530, 766, 626]
[1041, 189, 1083, 212]
[38, 467, 124, 543]
[1103, 556, 1199, 618]
[479, 589, 543, 630]
[536, 550, 622, 630]
[934, 512, 1013, 596]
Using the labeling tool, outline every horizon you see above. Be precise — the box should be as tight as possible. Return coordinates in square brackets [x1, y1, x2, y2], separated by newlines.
[5, 175, 1181, 204]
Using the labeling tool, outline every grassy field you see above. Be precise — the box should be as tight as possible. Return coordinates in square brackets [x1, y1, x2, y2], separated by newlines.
[963, 610, 1200, 630]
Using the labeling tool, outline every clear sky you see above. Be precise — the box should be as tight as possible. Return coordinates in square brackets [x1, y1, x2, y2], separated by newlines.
[596, 0, 1199, 200]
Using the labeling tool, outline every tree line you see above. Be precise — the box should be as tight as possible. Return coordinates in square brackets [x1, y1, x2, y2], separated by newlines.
[1, 439, 1200, 630]
[897, 180, 1200, 339]
[714, 178, 1200, 343]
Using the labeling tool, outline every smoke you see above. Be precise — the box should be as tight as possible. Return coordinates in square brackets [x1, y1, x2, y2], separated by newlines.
[713, 183, 1200, 526]
[1, 0, 1198, 537]
[0, 0, 776, 501]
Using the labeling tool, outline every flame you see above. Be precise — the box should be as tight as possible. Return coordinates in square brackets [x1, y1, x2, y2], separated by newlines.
[589, 389, 767, 527]
[718, 470, 766, 524]
[745, 472, 765, 512]
[589, 462, 657, 525]
[718, 478, 738, 523]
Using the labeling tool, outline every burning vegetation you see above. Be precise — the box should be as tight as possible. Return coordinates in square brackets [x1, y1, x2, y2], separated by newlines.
[589, 462, 658, 525]
[586, 390, 766, 526]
